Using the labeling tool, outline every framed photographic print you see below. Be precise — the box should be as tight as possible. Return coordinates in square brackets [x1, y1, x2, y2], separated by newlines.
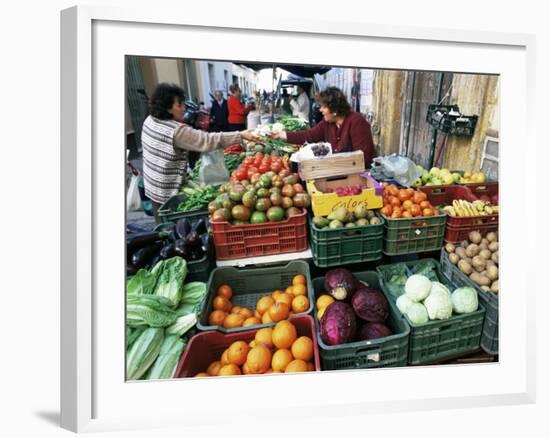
[61, 5, 536, 433]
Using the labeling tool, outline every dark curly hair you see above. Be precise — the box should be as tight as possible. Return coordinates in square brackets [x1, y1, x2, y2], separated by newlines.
[317, 87, 351, 117]
[150, 83, 186, 120]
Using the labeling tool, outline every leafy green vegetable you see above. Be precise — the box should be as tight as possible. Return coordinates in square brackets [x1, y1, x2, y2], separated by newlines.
[177, 184, 219, 212]
[381, 264, 410, 299]
[127, 326, 147, 348]
[154, 257, 187, 308]
[410, 260, 440, 281]
[166, 313, 197, 337]
[180, 282, 207, 304]
[126, 295, 178, 328]
[277, 115, 309, 131]
[145, 335, 187, 380]
[127, 268, 158, 295]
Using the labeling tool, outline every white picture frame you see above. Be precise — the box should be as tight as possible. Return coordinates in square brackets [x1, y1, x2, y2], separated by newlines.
[60, 5, 536, 433]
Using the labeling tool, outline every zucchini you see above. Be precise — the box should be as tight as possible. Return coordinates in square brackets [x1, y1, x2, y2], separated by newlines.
[145, 335, 187, 380]
[126, 295, 178, 328]
[126, 327, 164, 380]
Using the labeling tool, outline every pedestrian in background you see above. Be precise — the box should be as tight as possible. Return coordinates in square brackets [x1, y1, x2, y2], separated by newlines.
[209, 90, 228, 132]
[227, 84, 251, 131]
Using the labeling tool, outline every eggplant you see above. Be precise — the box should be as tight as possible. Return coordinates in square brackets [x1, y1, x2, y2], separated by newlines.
[168, 230, 178, 242]
[185, 231, 201, 249]
[175, 219, 191, 240]
[201, 233, 214, 258]
[131, 242, 163, 268]
[189, 248, 204, 261]
[159, 241, 176, 259]
[174, 239, 188, 258]
[127, 231, 165, 253]
[191, 218, 208, 236]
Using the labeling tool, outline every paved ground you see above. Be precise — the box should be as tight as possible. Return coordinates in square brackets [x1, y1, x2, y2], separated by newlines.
[127, 209, 157, 230]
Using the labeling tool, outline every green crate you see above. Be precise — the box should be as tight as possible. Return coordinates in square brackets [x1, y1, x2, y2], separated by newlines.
[377, 259, 486, 364]
[439, 250, 498, 355]
[312, 271, 410, 370]
[309, 214, 384, 267]
[383, 213, 446, 256]
[197, 261, 314, 333]
[157, 194, 210, 224]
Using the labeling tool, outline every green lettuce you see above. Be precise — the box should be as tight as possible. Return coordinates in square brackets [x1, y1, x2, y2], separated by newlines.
[154, 257, 188, 308]
[127, 269, 158, 295]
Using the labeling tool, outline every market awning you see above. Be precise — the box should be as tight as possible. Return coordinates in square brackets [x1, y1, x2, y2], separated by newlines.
[237, 62, 331, 78]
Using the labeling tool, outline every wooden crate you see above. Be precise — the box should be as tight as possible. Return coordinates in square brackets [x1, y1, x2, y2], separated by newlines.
[298, 150, 365, 180]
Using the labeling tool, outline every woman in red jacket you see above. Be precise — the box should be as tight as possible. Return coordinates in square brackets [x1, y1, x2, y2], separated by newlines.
[227, 84, 251, 131]
[271, 87, 377, 168]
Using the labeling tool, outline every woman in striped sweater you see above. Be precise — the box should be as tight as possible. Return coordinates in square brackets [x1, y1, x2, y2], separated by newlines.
[141, 83, 256, 219]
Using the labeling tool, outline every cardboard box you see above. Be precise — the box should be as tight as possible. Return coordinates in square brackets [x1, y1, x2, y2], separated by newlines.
[298, 150, 365, 180]
[307, 172, 384, 217]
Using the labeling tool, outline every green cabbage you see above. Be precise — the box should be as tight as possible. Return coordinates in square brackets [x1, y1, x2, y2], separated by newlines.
[406, 303, 429, 324]
[396, 294, 414, 315]
[424, 288, 453, 320]
[405, 274, 432, 302]
[451, 287, 479, 314]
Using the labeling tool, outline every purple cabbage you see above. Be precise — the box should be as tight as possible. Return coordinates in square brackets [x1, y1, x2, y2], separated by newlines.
[324, 269, 357, 301]
[320, 302, 357, 346]
[351, 285, 389, 322]
[357, 322, 393, 341]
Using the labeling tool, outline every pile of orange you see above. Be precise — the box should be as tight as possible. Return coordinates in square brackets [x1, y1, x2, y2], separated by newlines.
[315, 294, 335, 320]
[379, 184, 438, 219]
[207, 275, 310, 329]
[194, 320, 316, 377]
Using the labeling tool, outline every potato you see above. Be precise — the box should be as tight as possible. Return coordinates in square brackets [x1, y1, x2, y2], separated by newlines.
[460, 240, 469, 249]
[445, 243, 456, 254]
[486, 260, 495, 268]
[491, 280, 499, 293]
[472, 255, 486, 272]
[489, 241, 499, 252]
[487, 265, 499, 281]
[449, 253, 460, 265]
[479, 249, 492, 260]
[466, 244, 479, 258]
[491, 252, 499, 264]
[481, 238, 489, 246]
[455, 247, 468, 260]
[486, 232, 497, 243]
[481, 286, 492, 293]
[458, 259, 473, 275]
[468, 231, 482, 244]
[479, 242, 489, 251]
[470, 272, 491, 287]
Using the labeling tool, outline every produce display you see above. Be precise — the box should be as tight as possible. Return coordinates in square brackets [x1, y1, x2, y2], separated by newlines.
[209, 163, 311, 225]
[192, 320, 316, 377]
[277, 114, 309, 131]
[444, 231, 499, 293]
[177, 182, 219, 212]
[312, 205, 381, 230]
[126, 255, 208, 380]
[413, 166, 487, 187]
[380, 184, 438, 218]
[442, 199, 499, 217]
[324, 184, 367, 196]
[189, 153, 244, 182]
[126, 218, 212, 275]
[316, 269, 393, 346]
[395, 273, 479, 324]
[207, 275, 311, 328]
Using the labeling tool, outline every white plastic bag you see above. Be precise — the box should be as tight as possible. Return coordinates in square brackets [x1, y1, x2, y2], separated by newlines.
[370, 154, 421, 187]
[198, 149, 229, 187]
[126, 174, 142, 212]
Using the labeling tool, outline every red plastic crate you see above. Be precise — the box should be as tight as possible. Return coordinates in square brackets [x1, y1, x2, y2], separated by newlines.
[174, 315, 321, 377]
[420, 183, 498, 207]
[210, 209, 308, 260]
[420, 183, 499, 243]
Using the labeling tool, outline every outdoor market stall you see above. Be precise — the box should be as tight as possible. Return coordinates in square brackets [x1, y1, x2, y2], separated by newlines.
[125, 116, 499, 380]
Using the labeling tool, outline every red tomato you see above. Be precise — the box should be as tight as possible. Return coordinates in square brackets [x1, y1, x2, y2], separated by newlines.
[422, 208, 434, 217]
[402, 210, 413, 218]
[279, 169, 291, 178]
[250, 173, 261, 184]
[391, 210, 402, 219]
[270, 162, 282, 173]
[402, 200, 413, 210]
[259, 164, 269, 174]
[380, 205, 393, 216]
[235, 168, 247, 181]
